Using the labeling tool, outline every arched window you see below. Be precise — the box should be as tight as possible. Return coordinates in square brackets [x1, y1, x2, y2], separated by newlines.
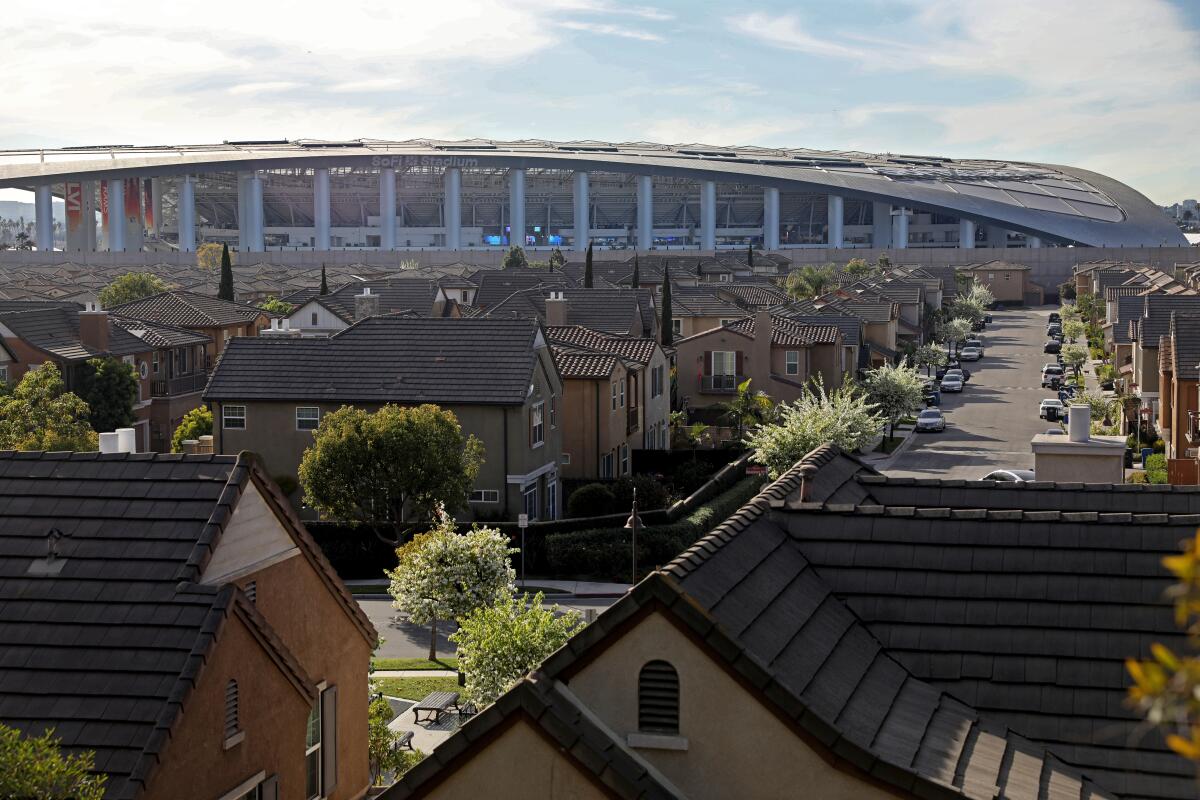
[224, 679, 240, 739]
[638, 660, 679, 734]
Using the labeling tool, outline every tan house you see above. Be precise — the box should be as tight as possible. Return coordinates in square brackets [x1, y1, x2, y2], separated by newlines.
[1157, 313, 1200, 465]
[673, 311, 846, 408]
[547, 326, 672, 479]
[0, 450, 376, 800]
[667, 286, 749, 339]
[110, 289, 275, 365]
[205, 316, 565, 522]
[1129, 294, 1200, 429]
[960, 260, 1044, 304]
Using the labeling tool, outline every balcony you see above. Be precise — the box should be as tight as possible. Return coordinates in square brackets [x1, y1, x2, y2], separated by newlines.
[627, 406, 641, 436]
[151, 371, 209, 397]
[700, 374, 745, 394]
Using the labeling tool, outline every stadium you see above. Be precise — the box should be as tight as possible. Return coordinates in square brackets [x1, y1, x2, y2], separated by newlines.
[0, 138, 1185, 257]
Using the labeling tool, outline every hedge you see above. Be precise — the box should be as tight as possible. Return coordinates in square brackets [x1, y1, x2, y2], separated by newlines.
[543, 476, 767, 581]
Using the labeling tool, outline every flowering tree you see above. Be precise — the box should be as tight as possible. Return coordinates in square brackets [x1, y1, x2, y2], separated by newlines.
[746, 376, 884, 478]
[450, 592, 582, 706]
[947, 294, 986, 326]
[1061, 319, 1085, 342]
[966, 283, 994, 308]
[386, 507, 516, 660]
[913, 344, 949, 376]
[1061, 343, 1088, 376]
[863, 360, 926, 438]
[0, 363, 97, 451]
[937, 317, 974, 354]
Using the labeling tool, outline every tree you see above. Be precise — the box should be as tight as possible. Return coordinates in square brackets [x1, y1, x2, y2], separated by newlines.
[583, 242, 593, 288]
[876, 254, 892, 271]
[746, 244, 754, 269]
[1061, 343, 1088, 376]
[1076, 291, 1100, 323]
[721, 378, 775, 442]
[501, 245, 528, 270]
[217, 243, 234, 301]
[967, 283, 994, 309]
[937, 317, 973, 354]
[660, 270, 673, 347]
[947, 293, 986, 326]
[548, 248, 566, 271]
[450, 591, 581, 706]
[844, 258, 874, 278]
[746, 377, 884, 479]
[630, 254, 640, 288]
[0, 363, 97, 451]
[257, 296, 295, 315]
[863, 360, 925, 438]
[320, 263, 330, 295]
[784, 264, 836, 300]
[98, 272, 166, 309]
[1058, 281, 1077, 301]
[197, 242, 223, 270]
[171, 405, 213, 453]
[0, 722, 106, 800]
[78, 357, 137, 433]
[298, 404, 485, 543]
[913, 343, 949, 376]
[1062, 319, 1085, 342]
[367, 689, 421, 783]
[386, 506, 516, 660]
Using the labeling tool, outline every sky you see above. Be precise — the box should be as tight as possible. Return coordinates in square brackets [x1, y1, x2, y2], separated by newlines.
[2, 0, 1198, 205]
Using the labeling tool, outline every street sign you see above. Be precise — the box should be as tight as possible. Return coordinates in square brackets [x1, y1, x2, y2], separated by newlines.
[517, 513, 529, 528]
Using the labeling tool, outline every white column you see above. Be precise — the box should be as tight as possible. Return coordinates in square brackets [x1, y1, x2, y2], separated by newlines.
[826, 194, 844, 248]
[247, 173, 264, 252]
[1027, 235, 1042, 249]
[314, 168, 331, 250]
[444, 167, 461, 250]
[237, 172, 251, 251]
[106, 179, 125, 252]
[179, 176, 196, 253]
[637, 175, 653, 250]
[892, 207, 909, 250]
[34, 185, 53, 251]
[572, 171, 589, 251]
[959, 219, 976, 249]
[763, 187, 779, 250]
[150, 178, 163, 238]
[700, 180, 716, 251]
[508, 168, 525, 247]
[872, 201, 892, 248]
[82, 181, 97, 252]
[379, 168, 396, 251]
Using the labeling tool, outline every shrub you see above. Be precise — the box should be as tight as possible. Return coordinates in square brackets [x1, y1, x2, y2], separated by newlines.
[666, 459, 712, 496]
[1153, 438, 1166, 453]
[1146, 453, 1168, 484]
[273, 474, 299, 497]
[611, 475, 673, 512]
[566, 483, 617, 518]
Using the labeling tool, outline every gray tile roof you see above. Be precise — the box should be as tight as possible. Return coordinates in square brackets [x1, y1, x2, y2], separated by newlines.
[110, 290, 269, 327]
[314, 278, 438, 322]
[469, 269, 572, 309]
[1167, 313, 1200, 381]
[205, 316, 547, 405]
[716, 284, 792, 310]
[109, 315, 212, 350]
[669, 286, 748, 318]
[1112, 296, 1145, 345]
[1139, 295, 1200, 344]
[487, 288, 655, 337]
[0, 307, 159, 361]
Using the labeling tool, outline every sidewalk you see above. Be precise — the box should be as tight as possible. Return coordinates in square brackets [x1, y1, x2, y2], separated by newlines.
[374, 669, 458, 678]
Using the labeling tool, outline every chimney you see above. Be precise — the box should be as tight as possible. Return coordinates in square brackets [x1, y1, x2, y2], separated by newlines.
[355, 287, 380, 321]
[545, 291, 568, 327]
[99, 431, 120, 453]
[798, 463, 818, 502]
[1068, 404, 1090, 443]
[79, 299, 109, 353]
[116, 427, 137, 453]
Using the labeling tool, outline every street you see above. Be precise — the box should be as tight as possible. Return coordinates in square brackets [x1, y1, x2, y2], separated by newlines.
[886, 306, 1058, 480]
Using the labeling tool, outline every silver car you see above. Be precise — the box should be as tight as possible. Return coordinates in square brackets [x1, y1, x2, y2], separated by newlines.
[915, 409, 946, 432]
[940, 376, 963, 392]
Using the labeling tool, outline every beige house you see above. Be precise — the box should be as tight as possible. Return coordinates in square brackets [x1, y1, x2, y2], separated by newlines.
[673, 311, 846, 408]
[960, 260, 1044, 304]
[667, 286, 749, 339]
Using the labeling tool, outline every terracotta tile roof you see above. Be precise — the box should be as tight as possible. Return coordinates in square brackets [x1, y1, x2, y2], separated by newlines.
[721, 315, 842, 346]
[545, 325, 659, 364]
[551, 348, 618, 379]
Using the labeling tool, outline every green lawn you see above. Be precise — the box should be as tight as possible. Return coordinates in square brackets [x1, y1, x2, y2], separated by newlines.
[372, 657, 458, 671]
[876, 435, 907, 454]
[374, 676, 461, 701]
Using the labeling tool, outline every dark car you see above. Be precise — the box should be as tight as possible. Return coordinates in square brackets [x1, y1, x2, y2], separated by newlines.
[1044, 340, 1062, 354]
[1049, 312, 1060, 323]
[971, 319, 985, 332]
[924, 388, 942, 407]
[984, 314, 993, 324]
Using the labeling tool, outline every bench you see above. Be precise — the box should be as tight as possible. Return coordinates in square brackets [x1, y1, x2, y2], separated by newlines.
[396, 730, 414, 751]
[412, 691, 460, 724]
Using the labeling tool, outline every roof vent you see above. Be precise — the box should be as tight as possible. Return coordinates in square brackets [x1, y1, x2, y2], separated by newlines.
[27, 527, 70, 576]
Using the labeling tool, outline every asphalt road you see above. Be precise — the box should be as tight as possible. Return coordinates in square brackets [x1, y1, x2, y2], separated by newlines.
[885, 306, 1059, 480]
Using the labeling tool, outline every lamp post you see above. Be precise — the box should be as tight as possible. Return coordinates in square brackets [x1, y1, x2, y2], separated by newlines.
[624, 488, 645, 586]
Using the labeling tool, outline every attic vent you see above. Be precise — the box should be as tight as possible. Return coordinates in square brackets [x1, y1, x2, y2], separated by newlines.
[224, 679, 240, 739]
[244, 581, 257, 604]
[638, 660, 679, 734]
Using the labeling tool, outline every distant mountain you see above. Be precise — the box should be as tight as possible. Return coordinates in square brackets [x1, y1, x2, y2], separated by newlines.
[0, 200, 66, 224]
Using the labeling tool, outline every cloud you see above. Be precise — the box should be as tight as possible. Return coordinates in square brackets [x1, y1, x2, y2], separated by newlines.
[227, 81, 302, 95]
[561, 20, 663, 41]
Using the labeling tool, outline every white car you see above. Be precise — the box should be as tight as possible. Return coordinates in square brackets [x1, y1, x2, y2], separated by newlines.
[960, 346, 982, 361]
[940, 375, 963, 392]
[1038, 398, 1064, 419]
[982, 469, 1036, 482]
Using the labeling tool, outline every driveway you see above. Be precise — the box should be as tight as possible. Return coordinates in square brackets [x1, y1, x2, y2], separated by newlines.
[886, 306, 1060, 480]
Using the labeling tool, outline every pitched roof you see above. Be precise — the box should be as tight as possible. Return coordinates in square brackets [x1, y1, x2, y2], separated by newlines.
[487, 288, 654, 336]
[1139, 294, 1200, 343]
[1168, 313, 1200, 381]
[715, 283, 792, 310]
[110, 290, 269, 327]
[469, 269, 572, 309]
[109, 315, 212, 349]
[777, 312, 863, 347]
[720, 315, 842, 346]
[961, 260, 1033, 272]
[550, 347, 619, 379]
[545, 325, 659, 364]
[0, 307, 174, 361]
[669, 286, 748, 318]
[205, 316, 548, 405]
[313, 279, 438, 322]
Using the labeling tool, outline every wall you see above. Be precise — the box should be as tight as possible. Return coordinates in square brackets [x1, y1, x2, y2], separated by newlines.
[141, 611, 309, 800]
[566, 610, 897, 800]
[642, 347, 672, 450]
[288, 300, 350, 333]
[1032, 450, 1125, 483]
[969, 268, 1027, 302]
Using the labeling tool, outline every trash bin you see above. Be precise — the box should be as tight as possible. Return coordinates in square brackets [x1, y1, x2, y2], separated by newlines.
[1141, 447, 1153, 465]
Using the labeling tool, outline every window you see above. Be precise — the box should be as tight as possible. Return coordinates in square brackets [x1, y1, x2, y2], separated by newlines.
[223, 405, 246, 430]
[712, 351, 737, 376]
[469, 489, 500, 503]
[523, 483, 538, 522]
[561, 452, 571, 465]
[611, 382, 618, 411]
[305, 701, 321, 799]
[0, 365, 8, 386]
[785, 351, 800, 376]
[549, 395, 557, 429]
[650, 365, 663, 398]
[311, 312, 319, 326]
[152, 353, 159, 375]
[306, 687, 337, 799]
[296, 407, 320, 431]
[601, 452, 614, 479]
[530, 402, 545, 448]
[671, 318, 681, 336]
[639, 660, 679, 734]
[718, 273, 731, 283]
[619, 381, 625, 408]
[620, 444, 629, 476]
[224, 679, 240, 741]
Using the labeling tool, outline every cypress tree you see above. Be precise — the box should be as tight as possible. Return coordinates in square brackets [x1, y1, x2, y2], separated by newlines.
[584, 242, 594, 288]
[696, 258, 703, 279]
[217, 243, 234, 301]
[631, 254, 640, 288]
[319, 263, 329, 295]
[747, 243, 754, 268]
[660, 269, 673, 347]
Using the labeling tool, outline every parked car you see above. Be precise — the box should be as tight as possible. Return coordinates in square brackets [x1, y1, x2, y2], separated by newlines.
[1044, 340, 1062, 354]
[964, 338, 984, 352]
[1038, 398, 1065, 419]
[915, 409, 947, 432]
[924, 389, 942, 407]
[945, 367, 971, 383]
[1041, 364, 1065, 387]
[984, 314, 993, 324]
[982, 469, 1036, 482]
[971, 319, 985, 332]
[940, 375, 964, 392]
[960, 346, 982, 361]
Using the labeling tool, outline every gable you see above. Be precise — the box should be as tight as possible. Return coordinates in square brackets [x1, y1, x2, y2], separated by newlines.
[200, 482, 300, 585]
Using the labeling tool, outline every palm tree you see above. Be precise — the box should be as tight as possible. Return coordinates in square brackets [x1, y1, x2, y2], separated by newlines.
[785, 264, 835, 300]
[721, 379, 776, 442]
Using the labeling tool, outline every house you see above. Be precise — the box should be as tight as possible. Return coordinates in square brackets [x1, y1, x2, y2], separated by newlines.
[775, 311, 866, 375]
[666, 286, 749, 338]
[468, 268, 573, 310]
[673, 311, 846, 409]
[960, 260, 1044, 304]
[285, 278, 453, 335]
[487, 288, 658, 339]
[546, 326, 672, 479]
[0, 450, 376, 800]
[805, 294, 899, 366]
[714, 283, 792, 311]
[1157, 312, 1200, 465]
[204, 316, 564, 522]
[0, 301, 211, 452]
[382, 444, 1193, 799]
[1130, 294, 1200, 424]
[109, 290, 274, 364]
